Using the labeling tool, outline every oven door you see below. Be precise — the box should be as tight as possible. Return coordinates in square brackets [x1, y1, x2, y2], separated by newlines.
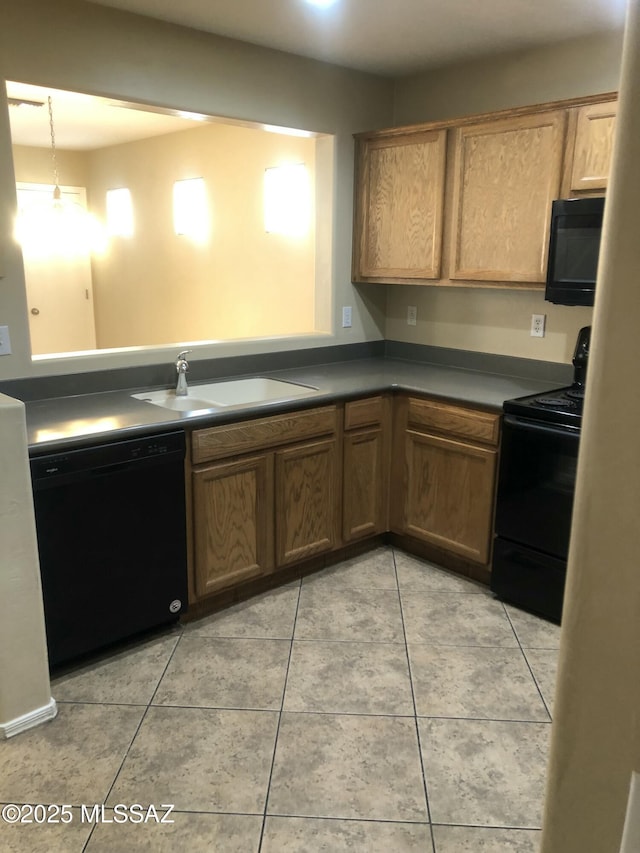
[491, 538, 567, 623]
[495, 414, 580, 560]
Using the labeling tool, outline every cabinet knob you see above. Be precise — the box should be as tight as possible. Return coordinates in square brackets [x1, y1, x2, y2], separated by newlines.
[31, 307, 40, 315]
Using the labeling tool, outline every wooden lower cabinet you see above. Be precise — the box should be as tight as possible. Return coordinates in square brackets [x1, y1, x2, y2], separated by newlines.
[391, 395, 500, 566]
[343, 426, 386, 541]
[275, 437, 339, 566]
[189, 405, 340, 600]
[192, 454, 274, 597]
[404, 430, 497, 564]
[342, 395, 390, 542]
[188, 393, 500, 605]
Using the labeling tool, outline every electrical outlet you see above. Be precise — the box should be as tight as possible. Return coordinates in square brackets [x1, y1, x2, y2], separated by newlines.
[0, 325, 12, 356]
[407, 305, 417, 326]
[530, 314, 546, 338]
[341, 306, 352, 328]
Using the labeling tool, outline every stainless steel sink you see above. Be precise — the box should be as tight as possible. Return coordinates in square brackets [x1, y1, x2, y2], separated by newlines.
[132, 377, 318, 412]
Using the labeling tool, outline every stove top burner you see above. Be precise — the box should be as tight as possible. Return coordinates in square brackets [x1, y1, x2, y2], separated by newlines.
[535, 396, 576, 409]
[565, 388, 585, 400]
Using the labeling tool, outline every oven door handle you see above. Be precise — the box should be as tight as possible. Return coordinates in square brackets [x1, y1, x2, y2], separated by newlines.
[503, 414, 581, 440]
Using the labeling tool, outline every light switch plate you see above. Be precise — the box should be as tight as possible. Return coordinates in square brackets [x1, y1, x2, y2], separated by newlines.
[342, 306, 352, 328]
[407, 305, 417, 326]
[0, 325, 11, 355]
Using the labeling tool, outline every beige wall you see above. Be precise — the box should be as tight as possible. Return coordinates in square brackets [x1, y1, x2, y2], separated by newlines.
[86, 123, 318, 348]
[385, 286, 594, 364]
[394, 30, 624, 126]
[0, 394, 54, 736]
[12, 145, 89, 188]
[388, 30, 623, 363]
[541, 1, 640, 848]
[0, 0, 393, 381]
[15, 127, 323, 353]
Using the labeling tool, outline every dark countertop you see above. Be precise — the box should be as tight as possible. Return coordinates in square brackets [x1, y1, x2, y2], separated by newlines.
[17, 356, 567, 454]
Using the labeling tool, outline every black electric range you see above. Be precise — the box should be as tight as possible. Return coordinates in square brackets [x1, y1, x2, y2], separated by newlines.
[491, 327, 590, 623]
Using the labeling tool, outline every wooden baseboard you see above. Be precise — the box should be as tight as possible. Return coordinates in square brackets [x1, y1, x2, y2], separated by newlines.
[183, 532, 488, 623]
[183, 536, 386, 622]
[387, 532, 491, 585]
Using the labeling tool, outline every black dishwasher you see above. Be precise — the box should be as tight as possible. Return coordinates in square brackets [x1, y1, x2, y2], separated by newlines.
[30, 430, 188, 668]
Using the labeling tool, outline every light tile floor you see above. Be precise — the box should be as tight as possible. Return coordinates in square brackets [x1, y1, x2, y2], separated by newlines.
[0, 546, 561, 852]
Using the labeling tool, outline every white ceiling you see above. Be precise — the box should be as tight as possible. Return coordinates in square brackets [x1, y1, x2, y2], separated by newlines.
[6, 81, 210, 150]
[81, 0, 628, 77]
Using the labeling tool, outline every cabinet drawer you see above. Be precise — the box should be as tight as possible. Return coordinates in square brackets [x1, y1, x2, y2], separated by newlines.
[407, 397, 500, 446]
[344, 396, 384, 430]
[192, 405, 338, 464]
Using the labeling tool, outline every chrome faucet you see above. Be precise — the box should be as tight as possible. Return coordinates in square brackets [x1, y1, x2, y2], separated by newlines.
[175, 350, 191, 396]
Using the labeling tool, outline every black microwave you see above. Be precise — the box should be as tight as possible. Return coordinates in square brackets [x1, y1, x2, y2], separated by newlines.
[545, 196, 604, 306]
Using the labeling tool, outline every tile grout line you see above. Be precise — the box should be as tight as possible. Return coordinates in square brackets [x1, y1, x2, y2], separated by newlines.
[80, 630, 184, 853]
[256, 577, 303, 852]
[146, 629, 184, 707]
[391, 547, 437, 853]
[53, 701, 547, 724]
[501, 604, 556, 722]
[397, 552, 557, 846]
[40, 551, 556, 849]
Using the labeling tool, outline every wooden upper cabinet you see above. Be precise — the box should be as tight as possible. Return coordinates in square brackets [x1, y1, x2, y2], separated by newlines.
[568, 100, 617, 193]
[353, 129, 447, 282]
[449, 111, 566, 283]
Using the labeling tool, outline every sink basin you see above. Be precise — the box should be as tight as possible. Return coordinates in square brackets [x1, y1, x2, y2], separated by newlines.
[189, 377, 318, 407]
[131, 390, 217, 412]
[132, 377, 318, 412]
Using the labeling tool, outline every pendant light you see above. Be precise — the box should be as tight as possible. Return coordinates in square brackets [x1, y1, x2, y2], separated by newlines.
[47, 95, 64, 210]
[14, 94, 105, 258]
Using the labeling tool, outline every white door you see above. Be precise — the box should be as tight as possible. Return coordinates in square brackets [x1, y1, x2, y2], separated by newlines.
[16, 183, 97, 355]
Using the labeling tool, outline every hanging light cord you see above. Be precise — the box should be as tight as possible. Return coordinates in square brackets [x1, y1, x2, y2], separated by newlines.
[47, 95, 62, 202]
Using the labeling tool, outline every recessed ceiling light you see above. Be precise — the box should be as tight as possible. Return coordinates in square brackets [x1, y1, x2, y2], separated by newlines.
[304, 0, 339, 8]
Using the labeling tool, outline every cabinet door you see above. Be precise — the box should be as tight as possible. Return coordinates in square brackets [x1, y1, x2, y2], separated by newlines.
[449, 111, 566, 282]
[343, 426, 386, 541]
[569, 100, 617, 193]
[354, 130, 447, 282]
[275, 438, 339, 566]
[193, 454, 274, 597]
[403, 429, 497, 564]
